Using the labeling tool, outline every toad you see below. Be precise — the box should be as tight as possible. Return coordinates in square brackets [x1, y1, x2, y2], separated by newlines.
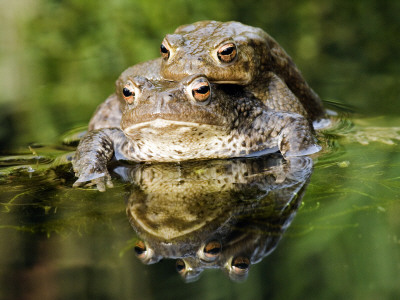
[73, 74, 319, 190]
[88, 21, 324, 131]
[160, 20, 325, 120]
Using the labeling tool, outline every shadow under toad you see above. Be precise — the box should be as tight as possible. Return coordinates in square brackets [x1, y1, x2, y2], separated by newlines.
[114, 154, 313, 282]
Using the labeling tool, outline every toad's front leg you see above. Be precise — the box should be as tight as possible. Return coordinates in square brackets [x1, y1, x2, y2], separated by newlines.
[72, 128, 127, 191]
[263, 111, 321, 157]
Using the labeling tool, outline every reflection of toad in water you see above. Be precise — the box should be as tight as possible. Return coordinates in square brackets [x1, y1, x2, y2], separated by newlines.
[118, 154, 313, 282]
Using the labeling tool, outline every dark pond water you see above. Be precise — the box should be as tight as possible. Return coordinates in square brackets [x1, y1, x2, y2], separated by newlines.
[1, 115, 400, 299]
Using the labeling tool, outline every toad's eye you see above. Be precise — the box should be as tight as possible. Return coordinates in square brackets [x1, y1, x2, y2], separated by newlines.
[191, 80, 211, 102]
[217, 43, 237, 63]
[176, 259, 186, 274]
[203, 241, 222, 259]
[231, 256, 250, 274]
[123, 82, 136, 104]
[160, 40, 170, 59]
[134, 241, 147, 259]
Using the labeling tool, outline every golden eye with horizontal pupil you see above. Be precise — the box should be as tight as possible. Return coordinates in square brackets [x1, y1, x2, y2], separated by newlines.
[160, 40, 170, 59]
[231, 256, 250, 274]
[134, 240, 146, 258]
[217, 43, 237, 63]
[123, 82, 136, 104]
[176, 259, 186, 274]
[191, 80, 211, 102]
[203, 241, 222, 259]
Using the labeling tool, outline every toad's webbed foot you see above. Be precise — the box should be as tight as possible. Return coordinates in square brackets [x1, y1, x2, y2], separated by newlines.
[73, 172, 114, 192]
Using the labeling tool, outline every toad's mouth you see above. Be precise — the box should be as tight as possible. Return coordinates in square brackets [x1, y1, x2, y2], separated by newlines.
[126, 118, 208, 131]
[121, 108, 228, 129]
[123, 118, 227, 139]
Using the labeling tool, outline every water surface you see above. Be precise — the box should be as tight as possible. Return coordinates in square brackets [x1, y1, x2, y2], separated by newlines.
[1, 116, 399, 300]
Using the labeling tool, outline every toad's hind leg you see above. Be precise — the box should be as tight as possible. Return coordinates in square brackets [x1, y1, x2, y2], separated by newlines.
[262, 33, 325, 120]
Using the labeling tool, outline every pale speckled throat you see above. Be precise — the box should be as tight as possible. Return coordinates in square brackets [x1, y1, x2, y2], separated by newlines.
[122, 118, 276, 162]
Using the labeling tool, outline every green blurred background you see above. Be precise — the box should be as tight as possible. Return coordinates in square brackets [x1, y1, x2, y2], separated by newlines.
[1, 0, 399, 150]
